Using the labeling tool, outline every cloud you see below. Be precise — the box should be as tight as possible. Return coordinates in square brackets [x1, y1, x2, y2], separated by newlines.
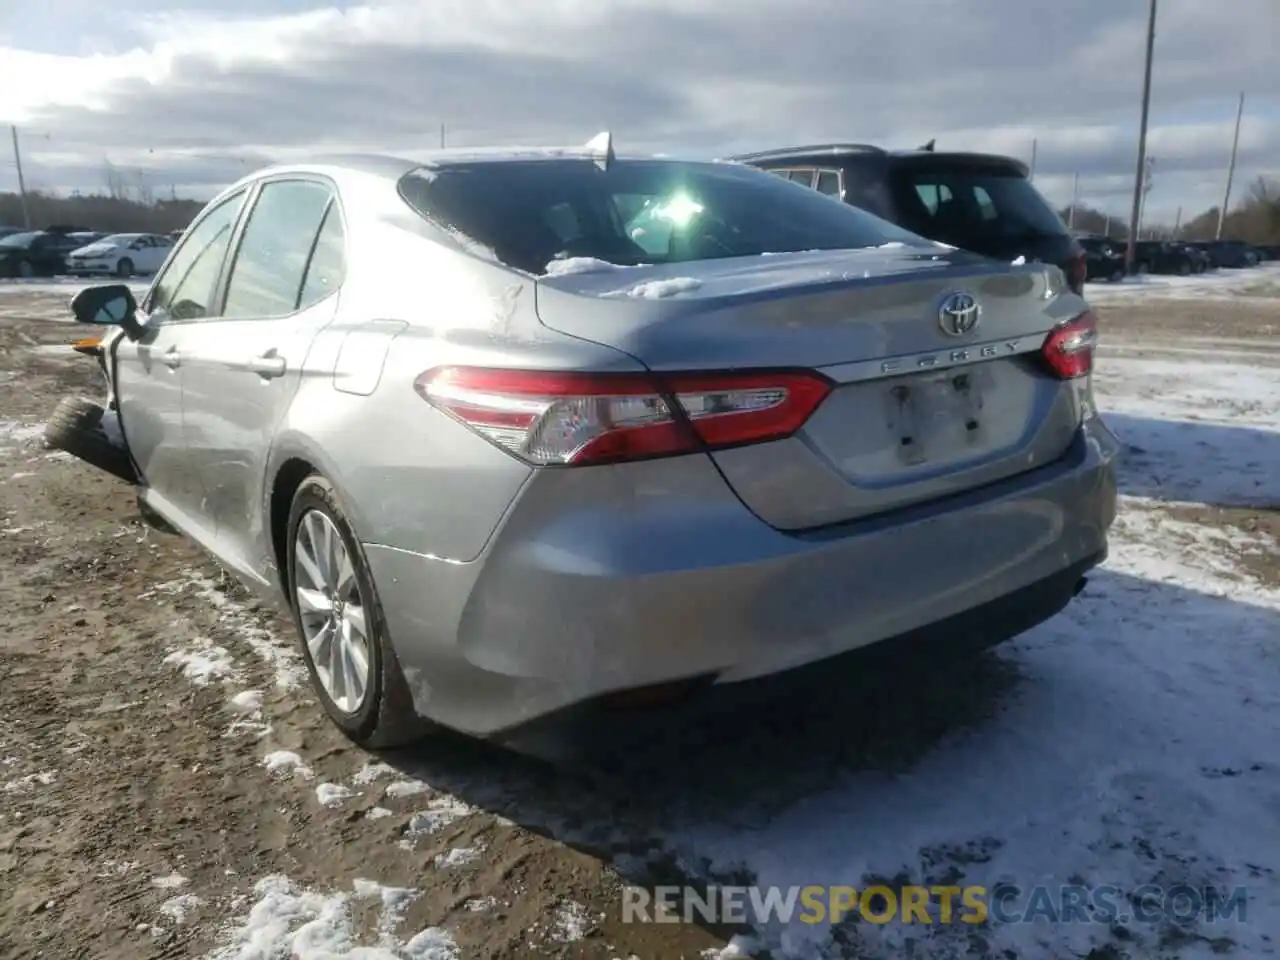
[1, 0, 1277, 221]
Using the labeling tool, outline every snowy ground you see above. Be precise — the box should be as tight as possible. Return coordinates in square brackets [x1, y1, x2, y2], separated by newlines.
[1085, 261, 1280, 305]
[1, 284, 1277, 959]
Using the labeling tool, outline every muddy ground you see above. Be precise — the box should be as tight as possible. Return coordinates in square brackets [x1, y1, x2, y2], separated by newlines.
[0, 288, 1276, 960]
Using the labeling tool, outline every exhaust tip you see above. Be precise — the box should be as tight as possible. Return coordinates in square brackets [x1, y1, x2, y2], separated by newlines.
[1073, 576, 1089, 597]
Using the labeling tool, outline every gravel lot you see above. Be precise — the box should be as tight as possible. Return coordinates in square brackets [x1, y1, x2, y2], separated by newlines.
[1, 280, 1277, 960]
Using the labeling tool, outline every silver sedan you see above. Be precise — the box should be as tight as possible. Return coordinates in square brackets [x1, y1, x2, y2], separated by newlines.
[55, 137, 1119, 751]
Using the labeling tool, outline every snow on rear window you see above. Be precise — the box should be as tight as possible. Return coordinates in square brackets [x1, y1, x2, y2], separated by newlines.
[397, 159, 929, 276]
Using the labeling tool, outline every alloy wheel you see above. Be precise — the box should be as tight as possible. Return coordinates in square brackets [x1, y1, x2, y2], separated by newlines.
[293, 509, 370, 714]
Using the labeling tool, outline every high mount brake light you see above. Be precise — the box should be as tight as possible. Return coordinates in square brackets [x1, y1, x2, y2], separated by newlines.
[1041, 310, 1098, 379]
[414, 367, 833, 466]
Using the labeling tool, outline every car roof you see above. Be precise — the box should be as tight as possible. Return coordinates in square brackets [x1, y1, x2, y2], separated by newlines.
[223, 140, 716, 193]
[727, 143, 1031, 177]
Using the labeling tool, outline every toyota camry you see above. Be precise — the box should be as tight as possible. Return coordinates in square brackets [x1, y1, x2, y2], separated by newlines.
[48, 134, 1119, 754]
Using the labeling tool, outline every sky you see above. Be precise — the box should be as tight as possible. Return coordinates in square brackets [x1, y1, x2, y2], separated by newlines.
[0, 0, 1277, 224]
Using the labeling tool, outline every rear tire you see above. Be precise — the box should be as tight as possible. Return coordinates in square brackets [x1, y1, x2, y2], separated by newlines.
[286, 475, 428, 749]
[17, 258, 34, 278]
[116, 258, 134, 278]
[43, 397, 138, 484]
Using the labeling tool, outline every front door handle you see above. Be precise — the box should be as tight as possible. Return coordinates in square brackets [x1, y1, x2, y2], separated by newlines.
[246, 351, 286, 379]
[162, 348, 181, 369]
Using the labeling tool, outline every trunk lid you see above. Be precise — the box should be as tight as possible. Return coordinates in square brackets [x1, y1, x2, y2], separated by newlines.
[535, 247, 1090, 530]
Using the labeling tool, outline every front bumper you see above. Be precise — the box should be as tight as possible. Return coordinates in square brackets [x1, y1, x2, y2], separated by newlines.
[366, 416, 1120, 740]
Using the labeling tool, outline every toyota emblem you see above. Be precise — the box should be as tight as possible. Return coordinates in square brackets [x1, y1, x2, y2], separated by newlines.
[938, 292, 981, 337]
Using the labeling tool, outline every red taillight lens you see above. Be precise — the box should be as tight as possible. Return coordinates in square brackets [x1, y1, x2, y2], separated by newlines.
[414, 367, 832, 466]
[1041, 310, 1098, 379]
[1068, 253, 1087, 294]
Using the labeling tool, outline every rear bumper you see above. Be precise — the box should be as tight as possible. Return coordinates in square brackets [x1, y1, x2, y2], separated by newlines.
[366, 416, 1120, 739]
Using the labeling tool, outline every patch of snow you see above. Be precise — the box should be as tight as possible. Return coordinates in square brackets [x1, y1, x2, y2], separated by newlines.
[366, 807, 394, 821]
[384, 779, 430, 798]
[543, 257, 626, 277]
[0, 421, 44, 445]
[160, 894, 203, 924]
[463, 896, 497, 913]
[151, 873, 188, 890]
[549, 900, 598, 942]
[1010, 255, 1026, 265]
[315, 783, 358, 808]
[175, 574, 305, 689]
[199, 875, 459, 960]
[9, 472, 35, 480]
[262, 751, 315, 781]
[615, 277, 703, 299]
[433, 846, 482, 869]
[163, 643, 236, 685]
[2, 770, 56, 792]
[402, 797, 475, 840]
[877, 242, 909, 249]
[352, 762, 399, 785]
[230, 690, 263, 713]
[703, 936, 761, 959]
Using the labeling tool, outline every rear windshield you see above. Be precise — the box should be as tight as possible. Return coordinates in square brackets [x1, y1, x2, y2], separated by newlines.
[888, 163, 1068, 243]
[398, 159, 929, 275]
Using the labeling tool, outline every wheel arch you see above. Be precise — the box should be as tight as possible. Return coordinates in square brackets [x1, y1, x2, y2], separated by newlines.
[264, 432, 375, 596]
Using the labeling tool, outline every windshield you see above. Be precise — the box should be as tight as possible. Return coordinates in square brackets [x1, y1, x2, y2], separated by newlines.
[889, 164, 1069, 243]
[96, 234, 138, 245]
[0, 231, 40, 248]
[398, 158, 931, 275]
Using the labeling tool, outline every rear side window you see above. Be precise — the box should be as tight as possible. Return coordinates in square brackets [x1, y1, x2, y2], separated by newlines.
[222, 180, 334, 318]
[815, 170, 841, 196]
[398, 159, 928, 275]
[890, 164, 1068, 241]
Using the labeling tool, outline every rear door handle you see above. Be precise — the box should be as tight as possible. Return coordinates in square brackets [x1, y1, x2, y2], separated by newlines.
[246, 351, 286, 378]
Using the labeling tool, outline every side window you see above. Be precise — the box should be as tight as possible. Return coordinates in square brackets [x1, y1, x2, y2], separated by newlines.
[222, 180, 333, 319]
[297, 204, 346, 310]
[973, 186, 998, 221]
[787, 169, 816, 186]
[914, 182, 952, 215]
[148, 189, 246, 320]
[815, 170, 841, 197]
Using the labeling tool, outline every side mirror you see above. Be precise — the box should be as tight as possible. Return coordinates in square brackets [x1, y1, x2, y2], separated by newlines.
[70, 283, 145, 341]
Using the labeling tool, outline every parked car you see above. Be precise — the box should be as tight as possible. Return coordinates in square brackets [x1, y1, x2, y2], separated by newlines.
[1180, 243, 1212, 273]
[0, 225, 26, 240]
[1195, 240, 1260, 268]
[45, 144, 1119, 754]
[1076, 236, 1126, 282]
[730, 142, 1088, 295]
[1132, 240, 1200, 276]
[0, 229, 88, 278]
[66, 232, 175, 278]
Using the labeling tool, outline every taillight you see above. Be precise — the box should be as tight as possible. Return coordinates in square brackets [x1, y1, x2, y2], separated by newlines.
[414, 367, 832, 466]
[1068, 252, 1087, 294]
[1041, 311, 1098, 379]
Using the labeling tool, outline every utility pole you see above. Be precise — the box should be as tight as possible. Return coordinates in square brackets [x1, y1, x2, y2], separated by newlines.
[1029, 138, 1038, 181]
[1068, 172, 1080, 230]
[1173, 205, 1182, 237]
[9, 125, 31, 229]
[1126, 0, 1158, 274]
[1138, 156, 1156, 240]
[440, 123, 446, 149]
[1216, 91, 1245, 240]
